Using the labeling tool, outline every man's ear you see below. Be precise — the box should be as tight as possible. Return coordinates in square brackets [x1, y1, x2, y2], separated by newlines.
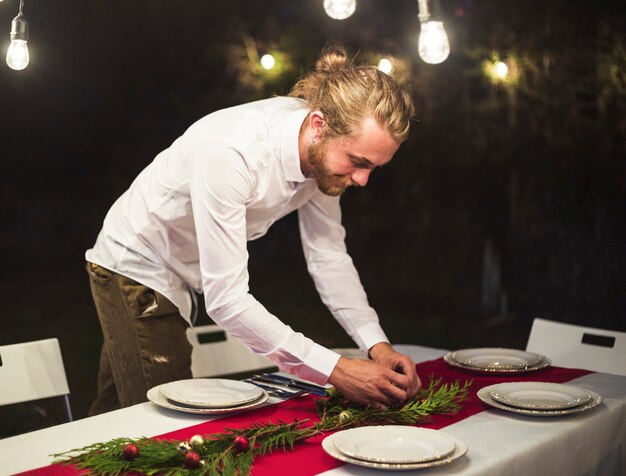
[309, 110, 326, 137]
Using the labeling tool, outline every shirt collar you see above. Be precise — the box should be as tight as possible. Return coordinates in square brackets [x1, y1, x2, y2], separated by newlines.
[279, 100, 310, 184]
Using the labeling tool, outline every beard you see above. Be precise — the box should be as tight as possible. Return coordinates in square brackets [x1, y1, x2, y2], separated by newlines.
[308, 138, 357, 197]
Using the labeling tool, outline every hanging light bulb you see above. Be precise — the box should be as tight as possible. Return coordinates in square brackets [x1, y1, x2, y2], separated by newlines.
[6, 2, 29, 70]
[323, 0, 356, 20]
[418, 21, 449, 64]
[416, 0, 450, 64]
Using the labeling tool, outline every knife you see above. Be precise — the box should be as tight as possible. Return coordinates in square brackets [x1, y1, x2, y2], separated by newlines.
[255, 373, 329, 396]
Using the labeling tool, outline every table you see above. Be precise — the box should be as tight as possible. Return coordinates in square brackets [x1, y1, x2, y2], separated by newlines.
[1, 345, 625, 476]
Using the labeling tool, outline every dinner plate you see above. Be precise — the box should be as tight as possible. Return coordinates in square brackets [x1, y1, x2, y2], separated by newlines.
[159, 379, 264, 408]
[488, 382, 593, 410]
[147, 384, 269, 414]
[322, 429, 468, 471]
[451, 348, 543, 369]
[477, 384, 602, 417]
[333, 426, 456, 464]
[443, 349, 552, 373]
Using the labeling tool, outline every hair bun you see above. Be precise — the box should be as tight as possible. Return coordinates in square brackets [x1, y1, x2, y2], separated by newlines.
[315, 43, 348, 72]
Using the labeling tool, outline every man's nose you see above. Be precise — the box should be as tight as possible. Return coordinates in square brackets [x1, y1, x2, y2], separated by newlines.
[351, 169, 370, 187]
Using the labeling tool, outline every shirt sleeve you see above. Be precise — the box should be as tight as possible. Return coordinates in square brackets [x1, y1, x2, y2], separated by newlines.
[297, 191, 390, 353]
[187, 140, 341, 384]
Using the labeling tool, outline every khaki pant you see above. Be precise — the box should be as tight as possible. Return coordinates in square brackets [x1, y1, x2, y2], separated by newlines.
[86, 262, 192, 415]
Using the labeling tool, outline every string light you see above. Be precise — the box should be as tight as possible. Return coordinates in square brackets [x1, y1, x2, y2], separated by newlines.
[5, 0, 29, 70]
[323, 0, 356, 20]
[377, 58, 393, 75]
[320, 0, 450, 64]
[483, 56, 520, 88]
[494, 61, 508, 79]
[417, 0, 450, 64]
[260, 53, 276, 70]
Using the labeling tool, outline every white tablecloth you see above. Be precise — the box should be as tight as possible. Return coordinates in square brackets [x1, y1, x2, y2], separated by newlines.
[0, 344, 625, 476]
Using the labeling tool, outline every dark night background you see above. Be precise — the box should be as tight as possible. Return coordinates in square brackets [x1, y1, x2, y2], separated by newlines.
[1, 0, 624, 433]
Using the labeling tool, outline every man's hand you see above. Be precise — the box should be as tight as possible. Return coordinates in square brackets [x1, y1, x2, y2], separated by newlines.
[369, 342, 421, 400]
[327, 345, 421, 409]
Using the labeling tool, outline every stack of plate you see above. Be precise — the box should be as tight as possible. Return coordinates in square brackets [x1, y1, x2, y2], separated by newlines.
[477, 382, 603, 416]
[147, 378, 269, 414]
[444, 347, 551, 373]
[322, 426, 467, 471]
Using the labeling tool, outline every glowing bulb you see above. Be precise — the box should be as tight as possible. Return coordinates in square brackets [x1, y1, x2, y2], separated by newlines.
[7, 39, 29, 70]
[323, 0, 356, 20]
[377, 58, 393, 75]
[418, 21, 450, 64]
[6, 12, 29, 71]
[495, 61, 508, 79]
[260, 54, 275, 70]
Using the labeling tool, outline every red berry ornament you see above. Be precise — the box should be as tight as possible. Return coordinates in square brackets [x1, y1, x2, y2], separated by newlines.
[184, 450, 201, 469]
[233, 435, 249, 452]
[123, 443, 140, 461]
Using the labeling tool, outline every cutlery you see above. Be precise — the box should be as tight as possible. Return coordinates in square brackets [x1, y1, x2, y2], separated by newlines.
[255, 373, 329, 396]
[244, 380, 305, 399]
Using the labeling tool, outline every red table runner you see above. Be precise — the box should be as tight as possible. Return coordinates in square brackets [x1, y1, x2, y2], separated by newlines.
[20, 357, 592, 476]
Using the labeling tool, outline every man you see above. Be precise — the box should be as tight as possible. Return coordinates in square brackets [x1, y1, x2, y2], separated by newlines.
[86, 44, 421, 415]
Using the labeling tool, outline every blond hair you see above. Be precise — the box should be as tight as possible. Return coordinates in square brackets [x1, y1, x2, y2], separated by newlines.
[289, 44, 414, 142]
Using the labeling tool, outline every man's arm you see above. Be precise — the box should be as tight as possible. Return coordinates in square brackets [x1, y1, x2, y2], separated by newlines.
[297, 193, 422, 406]
[187, 142, 342, 384]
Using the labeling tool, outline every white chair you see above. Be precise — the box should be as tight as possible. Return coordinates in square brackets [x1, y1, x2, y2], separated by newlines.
[526, 318, 626, 376]
[186, 325, 276, 378]
[0, 338, 73, 421]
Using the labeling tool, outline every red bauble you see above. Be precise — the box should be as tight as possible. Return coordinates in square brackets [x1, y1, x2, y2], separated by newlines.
[184, 451, 201, 469]
[233, 435, 249, 452]
[123, 443, 140, 461]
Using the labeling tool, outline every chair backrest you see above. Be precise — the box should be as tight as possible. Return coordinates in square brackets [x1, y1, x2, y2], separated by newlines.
[0, 338, 72, 420]
[186, 325, 275, 378]
[526, 318, 626, 376]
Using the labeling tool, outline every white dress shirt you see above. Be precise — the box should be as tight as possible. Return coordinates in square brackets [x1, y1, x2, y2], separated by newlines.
[86, 96, 389, 384]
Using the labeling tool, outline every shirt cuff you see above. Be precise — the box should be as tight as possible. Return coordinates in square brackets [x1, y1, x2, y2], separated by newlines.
[296, 344, 342, 385]
[356, 321, 390, 354]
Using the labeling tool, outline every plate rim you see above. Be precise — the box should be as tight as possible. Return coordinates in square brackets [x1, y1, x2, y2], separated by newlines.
[158, 378, 264, 408]
[452, 347, 543, 369]
[488, 382, 593, 410]
[444, 352, 551, 373]
[332, 425, 456, 464]
[322, 429, 468, 471]
[477, 384, 602, 417]
[147, 384, 269, 414]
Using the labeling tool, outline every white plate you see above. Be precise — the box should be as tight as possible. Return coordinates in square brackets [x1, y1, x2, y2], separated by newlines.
[158, 379, 263, 408]
[451, 348, 543, 369]
[147, 384, 268, 414]
[488, 382, 592, 410]
[322, 429, 467, 471]
[477, 384, 602, 417]
[333, 426, 455, 464]
[444, 352, 551, 374]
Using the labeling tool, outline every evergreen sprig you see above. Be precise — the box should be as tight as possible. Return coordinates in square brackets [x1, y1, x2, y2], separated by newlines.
[53, 375, 471, 475]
